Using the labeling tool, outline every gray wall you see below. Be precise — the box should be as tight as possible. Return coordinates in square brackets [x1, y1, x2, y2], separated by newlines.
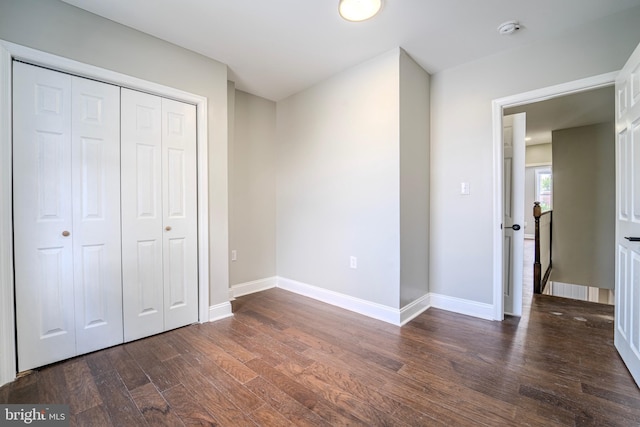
[399, 50, 430, 307]
[276, 48, 430, 310]
[430, 7, 640, 304]
[0, 0, 230, 305]
[551, 122, 615, 289]
[277, 49, 402, 308]
[236, 48, 430, 310]
[229, 88, 277, 285]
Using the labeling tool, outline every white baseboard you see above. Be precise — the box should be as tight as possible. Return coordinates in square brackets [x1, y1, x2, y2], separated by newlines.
[277, 277, 405, 325]
[230, 276, 277, 298]
[429, 293, 494, 321]
[226, 276, 496, 325]
[208, 301, 233, 322]
[399, 293, 431, 326]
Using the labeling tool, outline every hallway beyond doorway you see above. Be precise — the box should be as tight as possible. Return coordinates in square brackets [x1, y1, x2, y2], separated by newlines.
[523, 239, 614, 313]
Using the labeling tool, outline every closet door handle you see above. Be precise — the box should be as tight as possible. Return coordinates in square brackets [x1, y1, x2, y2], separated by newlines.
[165, 226, 172, 231]
[62, 230, 70, 237]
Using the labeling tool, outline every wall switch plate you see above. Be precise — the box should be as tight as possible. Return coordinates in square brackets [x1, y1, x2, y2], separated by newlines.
[460, 182, 470, 195]
[231, 250, 237, 261]
[350, 256, 357, 269]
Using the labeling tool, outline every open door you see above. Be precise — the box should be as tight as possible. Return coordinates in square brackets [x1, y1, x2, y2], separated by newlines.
[503, 113, 526, 316]
[615, 40, 640, 388]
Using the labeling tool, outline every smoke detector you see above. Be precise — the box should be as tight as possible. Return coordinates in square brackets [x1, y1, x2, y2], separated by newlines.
[497, 20, 521, 35]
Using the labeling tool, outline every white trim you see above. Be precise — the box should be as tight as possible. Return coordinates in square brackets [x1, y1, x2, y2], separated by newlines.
[209, 302, 234, 322]
[0, 40, 211, 386]
[492, 98, 505, 320]
[0, 43, 16, 387]
[277, 277, 404, 325]
[494, 71, 618, 109]
[492, 71, 617, 322]
[4, 41, 203, 104]
[429, 293, 495, 321]
[230, 277, 277, 298]
[196, 100, 210, 326]
[225, 277, 498, 326]
[232, 276, 496, 325]
[398, 294, 431, 326]
[525, 161, 553, 168]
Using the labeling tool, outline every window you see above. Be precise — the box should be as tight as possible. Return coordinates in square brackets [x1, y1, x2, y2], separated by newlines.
[535, 167, 552, 212]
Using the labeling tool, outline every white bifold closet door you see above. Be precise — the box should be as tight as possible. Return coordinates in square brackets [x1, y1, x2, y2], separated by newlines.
[13, 62, 122, 371]
[121, 88, 198, 342]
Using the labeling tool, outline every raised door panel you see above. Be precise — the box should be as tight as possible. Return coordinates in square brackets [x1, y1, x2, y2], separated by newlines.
[13, 62, 76, 371]
[619, 128, 629, 221]
[162, 98, 198, 330]
[632, 251, 640, 354]
[617, 245, 629, 341]
[71, 76, 123, 354]
[121, 88, 164, 341]
[633, 122, 640, 224]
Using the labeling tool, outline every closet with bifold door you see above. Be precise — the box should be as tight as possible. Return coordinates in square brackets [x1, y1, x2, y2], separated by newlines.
[121, 88, 198, 343]
[12, 62, 198, 372]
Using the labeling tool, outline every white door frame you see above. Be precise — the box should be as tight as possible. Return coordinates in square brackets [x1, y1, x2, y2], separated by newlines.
[0, 40, 210, 385]
[491, 71, 618, 320]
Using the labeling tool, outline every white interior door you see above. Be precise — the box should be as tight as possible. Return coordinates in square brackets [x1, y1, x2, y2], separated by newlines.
[13, 62, 122, 370]
[503, 113, 526, 316]
[122, 89, 198, 341]
[121, 88, 164, 341]
[71, 75, 123, 354]
[161, 98, 198, 330]
[615, 40, 640, 388]
[13, 62, 76, 371]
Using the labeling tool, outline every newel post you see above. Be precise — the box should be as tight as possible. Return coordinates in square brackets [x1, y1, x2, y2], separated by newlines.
[533, 202, 542, 294]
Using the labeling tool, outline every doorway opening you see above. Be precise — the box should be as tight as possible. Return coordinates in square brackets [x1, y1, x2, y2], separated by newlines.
[504, 85, 615, 314]
[492, 71, 617, 320]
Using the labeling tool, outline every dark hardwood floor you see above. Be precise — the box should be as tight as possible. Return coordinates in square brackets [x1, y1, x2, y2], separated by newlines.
[1, 284, 638, 426]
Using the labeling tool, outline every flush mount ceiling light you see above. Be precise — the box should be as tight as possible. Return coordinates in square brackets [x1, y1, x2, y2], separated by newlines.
[497, 20, 521, 35]
[339, 0, 382, 22]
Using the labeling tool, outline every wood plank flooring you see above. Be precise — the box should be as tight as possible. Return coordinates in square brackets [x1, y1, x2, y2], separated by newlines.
[1, 287, 639, 426]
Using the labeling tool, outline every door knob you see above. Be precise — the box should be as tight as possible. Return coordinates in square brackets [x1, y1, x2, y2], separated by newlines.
[625, 237, 640, 241]
[62, 230, 70, 237]
[165, 226, 172, 231]
[502, 224, 521, 231]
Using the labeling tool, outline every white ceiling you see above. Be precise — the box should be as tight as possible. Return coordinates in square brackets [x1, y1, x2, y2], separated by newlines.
[505, 86, 615, 146]
[61, 0, 640, 101]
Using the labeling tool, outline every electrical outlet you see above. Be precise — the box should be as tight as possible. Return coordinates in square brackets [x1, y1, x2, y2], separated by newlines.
[231, 250, 237, 261]
[350, 256, 357, 269]
[460, 182, 470, 195]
